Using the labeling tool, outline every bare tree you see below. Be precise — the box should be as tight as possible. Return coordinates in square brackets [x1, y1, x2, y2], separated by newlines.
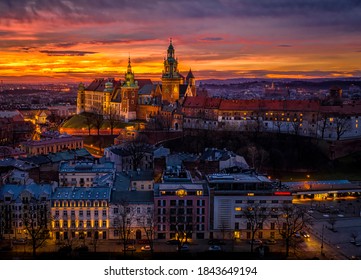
[93, 112, 105, 136]
[327, 215, 337, 232]
[334, 115, 351, 140]
[244, 204, 269, 253]
[140, 209, 156, 253]
[113, 200, 136, 256]
[22, 200, 51, 258]
[0, 205, 12, 240]
[290, 118, 301, 136]
[123, 135, 152, 171]
[318, 113, 328, 139]
[83, 113, 94, 135]
[276, 205, 312, 258]
[350, 232, 359, 244]
[107, 107, 119, 135]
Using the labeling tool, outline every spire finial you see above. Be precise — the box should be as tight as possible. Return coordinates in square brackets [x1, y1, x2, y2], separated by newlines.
[170, 37, 172, 45]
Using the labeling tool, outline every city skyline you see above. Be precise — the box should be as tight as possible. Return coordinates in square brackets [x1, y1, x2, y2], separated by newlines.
[1, 0, 361, 83]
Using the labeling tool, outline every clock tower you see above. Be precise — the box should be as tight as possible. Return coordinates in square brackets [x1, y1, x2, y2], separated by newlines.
[161, 39, 183, 103]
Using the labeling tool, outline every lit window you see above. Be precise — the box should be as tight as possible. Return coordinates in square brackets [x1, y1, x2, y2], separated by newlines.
[176, 189, 187, 197]
[234, 207, 242, 211]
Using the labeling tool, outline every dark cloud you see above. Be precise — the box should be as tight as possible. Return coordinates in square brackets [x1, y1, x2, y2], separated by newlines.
[54, 42, 79, 48]
[39, 50, 97, 56]
[201, 37, 223, 41]
[278, 44, 292, 48]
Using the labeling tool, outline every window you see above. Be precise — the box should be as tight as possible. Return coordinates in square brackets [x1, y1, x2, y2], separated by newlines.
[102, 221, 106, 227]
[94, 210, 98, 217]
[86, 221, 91, 228]
[86, 210, 91, 217]
[113, 208, 118, 214]
[102, 210, 107, 217]
[79, 210, 83, 217]
[63, 210, 67, 217]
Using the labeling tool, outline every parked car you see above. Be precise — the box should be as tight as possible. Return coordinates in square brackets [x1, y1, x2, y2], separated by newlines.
[266, 239, 277, 245]
[166, 239, 180, 245]
[177, 244, 189, 252]
[208, 239, 225, 245]
[208, 245, 222, 251]
[12, 238, 27, 245]
[125, 245, 136, 251]
[141, 245, 151, 251]
[300, 231, 310, 238]
[249, 239, 263, 245]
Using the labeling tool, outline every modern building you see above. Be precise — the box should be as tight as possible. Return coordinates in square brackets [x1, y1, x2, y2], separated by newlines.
[206, 173, 293, 240]
[154, 167, 210, 240]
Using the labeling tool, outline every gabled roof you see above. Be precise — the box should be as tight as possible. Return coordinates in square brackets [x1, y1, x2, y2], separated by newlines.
[138, 84, 156, 95]
[137, 79, 153, 89]
[85, 78, 121, 92]
[52, 187, 111, 201]
[182, 96, 207, 108]
[111, 190, 154, 204]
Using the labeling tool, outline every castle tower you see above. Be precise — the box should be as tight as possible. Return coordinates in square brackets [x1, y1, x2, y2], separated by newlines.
[186, 68, 196, 96]
[120, 57, 138, 121]
[76, 82, 85, 114]
[103, 80, 113, 115]
[161, 39, 183, 103]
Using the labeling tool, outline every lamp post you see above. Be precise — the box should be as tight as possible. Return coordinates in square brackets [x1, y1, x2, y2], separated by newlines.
[321, 224, 324, 255]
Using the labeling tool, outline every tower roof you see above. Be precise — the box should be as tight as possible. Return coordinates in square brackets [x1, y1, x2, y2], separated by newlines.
[186, 68, 195, 80]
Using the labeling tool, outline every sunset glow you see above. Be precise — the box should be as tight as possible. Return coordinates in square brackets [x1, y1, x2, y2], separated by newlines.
[1, 0, 361, 83]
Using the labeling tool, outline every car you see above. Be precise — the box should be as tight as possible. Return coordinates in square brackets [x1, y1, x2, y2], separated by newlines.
[208, 239, 225, 245]
[12, 238, 27, 245]
[166, 239, 180, 245]
[249, 239, 262, 245]
[266, 239, 277, 245]
[208, 245, 222, 251]
[294, 232, 302, 238]
[141, 245, 151, 251]
[300, 231, 310, 238]
[125, 245, 136, 251]
[177, 244, 189, 251]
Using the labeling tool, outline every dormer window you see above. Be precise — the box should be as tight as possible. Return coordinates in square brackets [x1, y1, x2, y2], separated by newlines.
[4, 196, 11, 202]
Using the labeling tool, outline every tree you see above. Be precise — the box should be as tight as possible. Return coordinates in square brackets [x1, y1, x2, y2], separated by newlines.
[276, 205, 312, 258]
[83, 113, 94, 135]
[0, 205, 12, 240]
[107, 107, 119, 135]
[113, 200, 136, 256]
[327, 215, 337, 232]
[318, 113, 328, 139]
[93, 112, 104, 136]
[243, 204, 269, 253]
[123, 135, 152, 171]
[140, 209, 156, 253]
[334, 115, 351, 140]
[22, 200, 51, 258]
[169, 208, 194, 252]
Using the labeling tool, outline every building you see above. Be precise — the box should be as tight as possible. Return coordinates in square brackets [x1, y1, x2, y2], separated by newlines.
[0, 182, 53, 239]
[76, 40, 197, 122]
[51, 187, 111, 241]
[59, 161, 115, 187]
[154, 167, 210, 240]
[109, 190, 154, 240]
[20, 134, 83, 156]
[206, 173, 293, 240]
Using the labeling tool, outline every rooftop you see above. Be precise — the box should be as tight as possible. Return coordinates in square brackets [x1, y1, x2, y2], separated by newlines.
[59, 161, 115, 173]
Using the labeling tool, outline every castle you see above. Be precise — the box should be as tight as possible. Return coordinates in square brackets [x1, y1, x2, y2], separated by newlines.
[76, 39, 197, 122]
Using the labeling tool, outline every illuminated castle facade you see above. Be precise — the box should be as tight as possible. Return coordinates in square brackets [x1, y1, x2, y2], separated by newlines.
[76, 40, 196, 122]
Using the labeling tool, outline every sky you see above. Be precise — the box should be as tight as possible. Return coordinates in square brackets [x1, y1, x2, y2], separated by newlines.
[1, 0, 361, 83]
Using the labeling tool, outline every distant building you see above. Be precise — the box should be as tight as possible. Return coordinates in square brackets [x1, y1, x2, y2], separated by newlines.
[59, 161, 115, 187]
[20, 134, 83, 156]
